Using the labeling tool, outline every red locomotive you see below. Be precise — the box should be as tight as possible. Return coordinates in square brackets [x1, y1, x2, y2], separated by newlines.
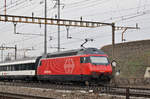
[0, 48, 114, 85]
[37, 48, 113, 84]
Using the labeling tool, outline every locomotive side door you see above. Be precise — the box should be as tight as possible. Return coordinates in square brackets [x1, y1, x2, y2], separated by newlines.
[80, 57, 91, 80]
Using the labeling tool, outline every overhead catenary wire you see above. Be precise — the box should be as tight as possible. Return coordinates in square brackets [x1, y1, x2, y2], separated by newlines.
[0, 0, 28, 13]
[62, 0, 111, 13]
[137, 0, 142, 13]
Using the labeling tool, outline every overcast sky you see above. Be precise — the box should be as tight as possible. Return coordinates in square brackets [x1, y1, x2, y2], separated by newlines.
[0, 0, 150, 59]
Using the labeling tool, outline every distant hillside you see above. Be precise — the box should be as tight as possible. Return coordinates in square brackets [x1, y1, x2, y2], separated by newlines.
[101, 40, 150, 78]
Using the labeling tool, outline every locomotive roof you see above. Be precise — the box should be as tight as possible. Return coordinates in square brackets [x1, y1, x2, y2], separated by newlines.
[46, 48, 105, 58]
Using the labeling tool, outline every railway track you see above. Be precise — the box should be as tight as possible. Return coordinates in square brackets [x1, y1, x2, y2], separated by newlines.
[102, 86, 150, 98]
[0, 92, 55, 99]
[0, 81, 150, 98]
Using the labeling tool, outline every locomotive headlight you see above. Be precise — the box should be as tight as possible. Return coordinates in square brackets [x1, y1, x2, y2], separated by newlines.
[111, 60, 117, 67]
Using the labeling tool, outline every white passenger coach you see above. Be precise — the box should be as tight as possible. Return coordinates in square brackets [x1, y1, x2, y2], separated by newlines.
[0, 58, 37, 80]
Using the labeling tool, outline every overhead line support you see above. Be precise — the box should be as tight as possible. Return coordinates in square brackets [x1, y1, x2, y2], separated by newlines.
[115, 24, 140, 42]
[0, 14, 112, 27]
[0, 14, 139, 61]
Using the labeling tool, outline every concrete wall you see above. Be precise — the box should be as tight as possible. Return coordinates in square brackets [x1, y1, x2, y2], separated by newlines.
[101, 40, 150, 78]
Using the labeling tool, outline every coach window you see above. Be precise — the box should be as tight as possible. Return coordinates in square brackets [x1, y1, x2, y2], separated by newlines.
[22, 64, 25, 70]
[11, 65, 14, 71]
[31, 63, 34, 70]
[0, 67, 2, 71]
[29, 63, 33, 70]
[19, 64, 22, 70]
[18, 65, 21, 70]
[6, 66, 8, 71]
[7, 66, 8, 71]
[27, 63, 32, 70]
[9, 66, 11, 71]
[7, 66, 10, 71]
[27, 64, 31, 70]
[1, 67, 2, 71]
[15, 65, 19, 71]
[31, 63, 35, 70]
[25, 64, 28, 70]
[4, 67, 6, 71]
[3, 66, 5, 71]
[3, 67, 5, 71]
[1, 67, 3, 71]
[29, 63, 31, 70]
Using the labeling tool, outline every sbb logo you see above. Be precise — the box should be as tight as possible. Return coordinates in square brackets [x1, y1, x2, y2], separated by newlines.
[64, 58, 75, 74]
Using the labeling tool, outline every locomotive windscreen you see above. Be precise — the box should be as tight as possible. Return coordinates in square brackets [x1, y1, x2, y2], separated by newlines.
[90, 56, 109, 65]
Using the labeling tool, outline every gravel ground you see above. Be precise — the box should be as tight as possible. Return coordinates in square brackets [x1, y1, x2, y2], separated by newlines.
[0, 85, 148, 99]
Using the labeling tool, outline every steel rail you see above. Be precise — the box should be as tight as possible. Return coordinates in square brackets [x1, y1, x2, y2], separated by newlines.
[0, 81, 150, 98]
[0, 92, 56, 99]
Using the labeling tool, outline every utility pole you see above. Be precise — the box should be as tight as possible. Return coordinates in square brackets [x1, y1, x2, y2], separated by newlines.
[44, 0, 47, 55]
[57, 0, 60, 52]
[4, 0, 6, 15]
[112, 23, 115, 60]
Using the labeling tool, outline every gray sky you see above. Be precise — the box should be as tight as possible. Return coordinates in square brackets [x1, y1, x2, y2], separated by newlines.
[0, 0, 150, 59]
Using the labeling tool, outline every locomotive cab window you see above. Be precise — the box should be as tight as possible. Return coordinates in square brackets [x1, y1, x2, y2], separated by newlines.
[90, 56, 109, 65]
[80, 57, 90, 63]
